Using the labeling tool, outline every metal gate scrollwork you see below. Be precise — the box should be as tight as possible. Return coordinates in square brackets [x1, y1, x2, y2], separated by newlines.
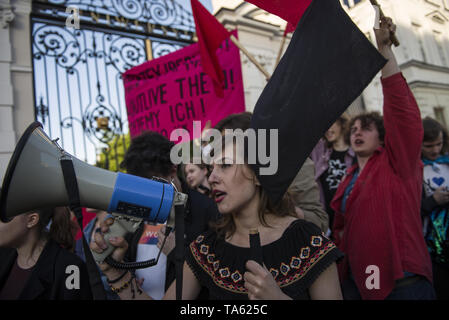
[31, 0, 200, 169]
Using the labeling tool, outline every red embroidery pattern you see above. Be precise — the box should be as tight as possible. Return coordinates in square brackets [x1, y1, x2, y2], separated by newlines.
[276, 241, 337, 288]
[189, 234, 336, 293]
[190, 239, 247, 294]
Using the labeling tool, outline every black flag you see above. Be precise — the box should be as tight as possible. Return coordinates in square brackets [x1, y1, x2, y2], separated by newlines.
[250, 0, 387, 204]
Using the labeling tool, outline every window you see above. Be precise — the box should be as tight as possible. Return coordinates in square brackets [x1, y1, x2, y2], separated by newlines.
[412, 23, 428, 63]
[434, 107, 448, 128]
[434, 31, 449, 67]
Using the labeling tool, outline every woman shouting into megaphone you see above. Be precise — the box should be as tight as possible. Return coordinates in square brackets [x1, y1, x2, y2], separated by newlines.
[91, 133, 344, 300]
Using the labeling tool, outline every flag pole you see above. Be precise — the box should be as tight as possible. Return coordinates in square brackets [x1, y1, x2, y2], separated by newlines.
[275, 30, 288, 68]
[230, 35, 271, 81]
[369, 0, 400, 47]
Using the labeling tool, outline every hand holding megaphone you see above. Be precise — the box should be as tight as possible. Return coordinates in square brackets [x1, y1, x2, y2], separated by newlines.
[90, 217, 128, 276]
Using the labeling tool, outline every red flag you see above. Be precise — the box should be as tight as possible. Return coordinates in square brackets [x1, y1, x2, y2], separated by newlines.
[246, 0, 312, 31]
[283, 22, 295, 36]
[191, 0, 231, 98]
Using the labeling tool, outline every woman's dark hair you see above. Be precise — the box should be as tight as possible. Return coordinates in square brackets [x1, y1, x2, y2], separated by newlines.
[211, 133, 296, 239]
[120, 131, 175, 179]
[325, 116, 350, 148]
[214, 112, 252, 132]
[38, 207, 75, 251]
[346, 112, 385, 145]
[423, 116, 449, 155]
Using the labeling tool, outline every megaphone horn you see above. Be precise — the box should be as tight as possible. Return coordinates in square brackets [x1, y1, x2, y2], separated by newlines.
[0, 122, 187, 263]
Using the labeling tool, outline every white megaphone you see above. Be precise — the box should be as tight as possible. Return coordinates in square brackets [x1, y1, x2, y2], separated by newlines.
[0, 122, 187, 263]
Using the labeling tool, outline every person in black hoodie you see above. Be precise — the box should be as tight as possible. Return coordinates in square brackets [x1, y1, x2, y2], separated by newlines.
[0, 206, 92, 300]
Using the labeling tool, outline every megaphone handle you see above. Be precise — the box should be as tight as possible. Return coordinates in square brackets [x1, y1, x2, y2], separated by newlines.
[103, 223, 173, 270]
[92, 219, 130, 263]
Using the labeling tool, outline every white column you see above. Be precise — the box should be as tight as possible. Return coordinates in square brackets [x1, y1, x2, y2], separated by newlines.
[0, 0, 34, 183]
[0, 0, 16, 183]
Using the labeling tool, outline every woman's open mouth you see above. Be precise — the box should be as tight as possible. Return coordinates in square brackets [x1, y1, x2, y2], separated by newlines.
[213, 190, 227, 203]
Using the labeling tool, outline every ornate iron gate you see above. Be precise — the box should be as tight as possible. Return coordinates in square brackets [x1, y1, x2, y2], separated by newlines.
[31, 0, 203, 168]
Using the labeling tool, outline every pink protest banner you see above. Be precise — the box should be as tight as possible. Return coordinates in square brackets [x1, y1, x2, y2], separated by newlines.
[123, 31, 245, 140]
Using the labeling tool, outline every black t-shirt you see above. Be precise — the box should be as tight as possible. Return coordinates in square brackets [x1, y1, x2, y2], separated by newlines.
[319, 150, 348, 227]
[0, 259, 34, 300]
[186, 219, 343, 300]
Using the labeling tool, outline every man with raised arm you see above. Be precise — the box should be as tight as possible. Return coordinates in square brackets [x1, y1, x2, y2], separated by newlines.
[331, 17, 435, 300]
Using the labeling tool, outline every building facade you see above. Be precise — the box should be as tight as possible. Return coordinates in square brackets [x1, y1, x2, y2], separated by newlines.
[344, 0, 449, 125]
[214, 0, 449, 122]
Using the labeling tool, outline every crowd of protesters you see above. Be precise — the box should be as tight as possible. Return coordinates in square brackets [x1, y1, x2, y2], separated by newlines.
[1, 16, 448, 300]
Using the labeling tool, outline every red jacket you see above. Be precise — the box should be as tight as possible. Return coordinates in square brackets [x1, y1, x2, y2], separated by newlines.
[331, 72, 432, 300]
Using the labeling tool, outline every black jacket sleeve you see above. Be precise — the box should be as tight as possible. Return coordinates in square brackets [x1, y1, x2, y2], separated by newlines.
[54, 251, 93, 300]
